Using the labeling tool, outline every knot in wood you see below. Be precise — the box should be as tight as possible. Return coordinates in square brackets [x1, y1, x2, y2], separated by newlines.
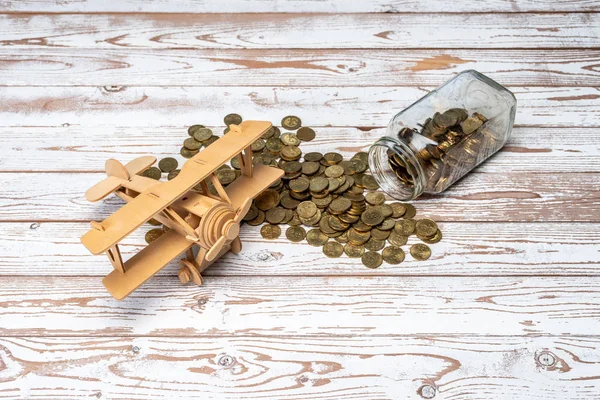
[218, 354, 235, 367]
[419, 384, 436, 399]
[537, 351, 556, 367]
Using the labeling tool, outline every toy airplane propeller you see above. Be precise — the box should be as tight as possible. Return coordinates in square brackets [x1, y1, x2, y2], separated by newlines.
[81, 121, 283, 300]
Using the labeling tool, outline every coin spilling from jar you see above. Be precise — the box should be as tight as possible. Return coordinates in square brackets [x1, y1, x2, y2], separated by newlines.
[141, 113, 441, 268]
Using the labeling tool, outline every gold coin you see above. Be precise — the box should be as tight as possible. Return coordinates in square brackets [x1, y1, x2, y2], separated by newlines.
[158, 157, 178, 172]
[145, 228, 164, 244]
[352, 220, 371, 232]
[395, 219, 416, 236]
[309, 176, 329, 193]
[242, 204, 259, 221]
[306, 229, 328, 246]
[365, 192, 385, 206]
[361, 251, 383, 269]
[378, 218, 396, 231]
[420, 228, 442, 244]
[141, 167, 162, 180]
[301, 161, 320, 175]
[344, 243, 365, 258]
[329, 197, 352, 214]
[346, 159, 367, 174]
[304, 152, 323, 162]
[365, 238, 385, 251]
[183, 137, 202, 150]
[280, 133, 301, 146]
[282, 161, 302, 175]
[193, 127, 213, 142]
[289, 176, 310, 192]
[224, 113, 243, 126]
[352, 151, 369, 164]
[266, 137, 283, 153]
[281, 145, 302, 161]
[312, 194, 333, 209]
[180, 146, 199, 159]
[361, 175, 379, 190]
[187, 124, 205, 137]
[403, 204, 417, 219]
[286, 226, 307, 242]
[203, 135, 219, 147]
[374, 204, 393, 219]
[390, 202, 407, 218]
[147, 218, 162, 226]
[335, 230, 349, 244]
[265, 207, 286, 224]
[388, 231, 408, 246]
[371, 228, 391, 241]
[297, 127, 316, 141]
[167, 169, 180, 181]
[324, 165, 344, 178]
[255, 189, 280, 211]
[288, 212, 302, 226]
[323, 241, 344, 258]
[410, 243, 431, 260]
[281, 115, 302, 130]
[300, 209, 322, 226]
[297, 201, 318, 219]
[216, 168, 236, 185]
[246, 210, 266, 226]
[328, 215, 349, 232]
[280, 192, 300, 209]
[260, 224, 281, 240]
[382, 246, 405, 264]
[348, 228, 370, 245]
[323, 152, 343, 165]
[361, 208, 384, 226]
[251, 139, 266, 152]
[415, 218, 438, 238]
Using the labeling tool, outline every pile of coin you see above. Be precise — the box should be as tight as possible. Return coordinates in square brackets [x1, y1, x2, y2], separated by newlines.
[141, 113, 442, 268]
[390, 108, 490, 192]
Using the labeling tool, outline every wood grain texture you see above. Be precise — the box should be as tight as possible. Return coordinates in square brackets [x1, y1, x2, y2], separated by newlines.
[2, 0, 599, 13]
[1, 276, 600, 336]
[1, 172, 598, 222]
[2, 222, 598, 277]
[0, 336, 599, 400]
[0, 13, 598, 50]
[0, 126, 597, 173]
[2, 49, 600, 87]
[0, 86, 599, 127]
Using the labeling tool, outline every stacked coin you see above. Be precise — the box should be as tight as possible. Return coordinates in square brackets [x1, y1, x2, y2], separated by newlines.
[140, 113, 441, 268]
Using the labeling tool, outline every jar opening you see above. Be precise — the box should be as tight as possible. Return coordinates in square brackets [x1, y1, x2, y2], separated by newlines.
[368, 136, 426, 201]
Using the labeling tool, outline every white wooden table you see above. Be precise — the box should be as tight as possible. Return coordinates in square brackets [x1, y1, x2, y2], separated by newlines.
[1, 2, 599, 399]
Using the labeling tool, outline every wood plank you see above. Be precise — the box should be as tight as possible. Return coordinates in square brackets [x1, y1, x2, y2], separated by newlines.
[0, 86, 598, 127]
[0, 126, 597, 173]
[2, 222, 599, 277]
[0, 276, 599, 336]
[3, 0, 599, 13]
[0, 336, 599, 399]
[1, 172, 598, 222]
[0, 13, 598, 50]
[2, 49, 600, 87]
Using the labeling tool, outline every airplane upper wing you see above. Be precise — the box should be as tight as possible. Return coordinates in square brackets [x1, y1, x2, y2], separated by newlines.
[81, 120, 272, 255]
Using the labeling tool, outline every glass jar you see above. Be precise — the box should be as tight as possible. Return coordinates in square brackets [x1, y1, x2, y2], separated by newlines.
[368, 70, 517, 200]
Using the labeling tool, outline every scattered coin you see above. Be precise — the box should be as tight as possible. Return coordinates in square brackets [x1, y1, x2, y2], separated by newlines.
[187, 124, 205, 137]
[415, 218, 438, 238]
[297, 201, 318, 219]
[344, 243, 365, 258]
[281, 115, 302, 130]
[141, 166, 162, 180]
[395, 219, 416, 236]
[265, 207, 286, 224]
[224, 113, 243, 126]
[323, 241, 344, 258]
[180, 147, 199, 159]
[145, 228, 164, 244]
[183, 137, 202, 151]
[361, 208, 384, 226]
[410, 243, 431, 260]
[158, 157, 178, 173]
[281, 133, 301, 146]
[365, 191, 386, 206]
[306, 229, 328, 246]
[365, 238, 385, 251]
[260, 224, 281, 240]
[193, 128, 213, 142]
[387, 231, 408, 246]
[297, 127, 316, 141]
[403, 204, 417, 219]
[286, 226, 307, 242]
[361, 251, 383, 269]
[382, 246, 405, 264]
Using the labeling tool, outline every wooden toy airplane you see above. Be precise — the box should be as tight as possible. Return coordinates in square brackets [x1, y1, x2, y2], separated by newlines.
[81, 121, 284, 300]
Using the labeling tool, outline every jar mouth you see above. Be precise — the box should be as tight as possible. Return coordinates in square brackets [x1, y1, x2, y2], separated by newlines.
[368, 136, 426, 201]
